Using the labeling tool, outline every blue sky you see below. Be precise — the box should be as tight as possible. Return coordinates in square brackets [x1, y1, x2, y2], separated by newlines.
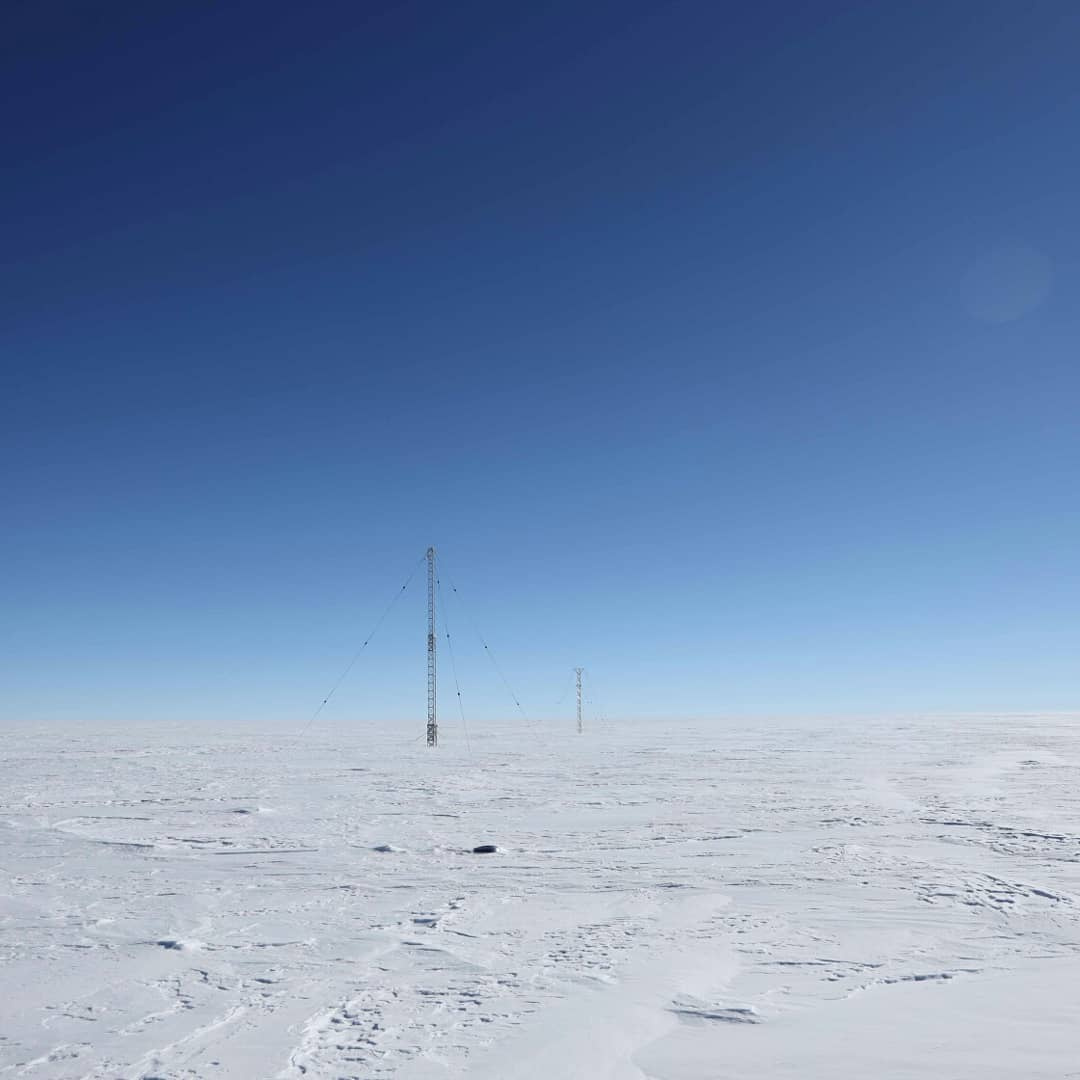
[3, 2, 1078, 730]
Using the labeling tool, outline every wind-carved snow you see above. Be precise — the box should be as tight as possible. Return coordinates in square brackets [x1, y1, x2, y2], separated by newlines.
[1, 717, 1079, 1078]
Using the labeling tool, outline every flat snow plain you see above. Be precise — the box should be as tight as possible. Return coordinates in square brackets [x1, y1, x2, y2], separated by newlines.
[2, 716, 1079, 1079]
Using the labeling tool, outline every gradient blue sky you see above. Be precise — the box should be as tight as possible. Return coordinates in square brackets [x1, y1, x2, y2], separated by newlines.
[3, 2, 1078, 730]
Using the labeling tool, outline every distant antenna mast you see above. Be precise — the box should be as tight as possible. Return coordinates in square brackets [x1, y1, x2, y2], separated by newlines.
[575, 667, 584, 734]
[427, 547, 437, 747]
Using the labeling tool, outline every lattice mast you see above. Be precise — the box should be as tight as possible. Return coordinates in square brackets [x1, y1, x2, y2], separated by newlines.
[575, 667, 584, 734]
[427, 546, 438, 747]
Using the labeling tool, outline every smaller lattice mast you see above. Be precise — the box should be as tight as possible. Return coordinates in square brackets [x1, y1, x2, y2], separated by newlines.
[575, 667, 584, 734]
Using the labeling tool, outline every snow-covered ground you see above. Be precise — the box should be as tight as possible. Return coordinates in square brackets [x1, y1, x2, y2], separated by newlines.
[2, 715, 1078, 1078]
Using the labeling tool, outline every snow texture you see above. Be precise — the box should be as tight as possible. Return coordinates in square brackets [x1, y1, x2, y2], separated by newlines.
[2, 716, 1078, 1078]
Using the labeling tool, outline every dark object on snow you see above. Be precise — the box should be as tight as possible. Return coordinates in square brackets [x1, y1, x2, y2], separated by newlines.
[472, 844, 498, 854]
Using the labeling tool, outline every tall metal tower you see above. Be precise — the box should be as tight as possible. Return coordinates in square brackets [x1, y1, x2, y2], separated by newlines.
[426, 546, 437, 747]
[575, 667, 584, 734]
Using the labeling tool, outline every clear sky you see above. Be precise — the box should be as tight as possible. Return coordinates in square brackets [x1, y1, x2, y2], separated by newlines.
[3, 2, 1078, 731]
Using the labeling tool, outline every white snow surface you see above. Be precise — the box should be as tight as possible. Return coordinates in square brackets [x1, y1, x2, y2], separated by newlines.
[2, 716, 1079, 1078]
